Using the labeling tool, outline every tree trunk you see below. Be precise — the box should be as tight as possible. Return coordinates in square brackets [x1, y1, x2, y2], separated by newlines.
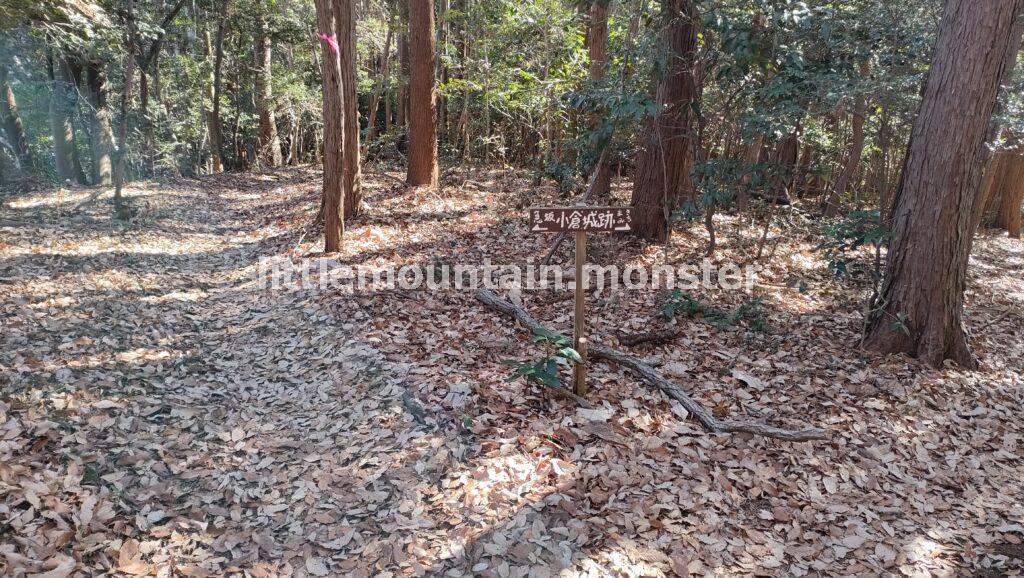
[367, 23, 394, 142]
[996, 153, 1024, 238]
[629, 0, 698, 242]
[114, 0, 138, 220]
[48, 53, 75, 182]
[206, 15, 226, 173]
[255, 5, 282, 167]
[406, 0, 440, 188]
[823, 61, 870, 217]
[771, 130, 799, 202]
[334, 0, 362, 217]
[139, 69, 155, 174]
[396, 32, 409, 130]
[86, 61, 114, 185]
[737, 135, 763, 212]
[0, 57, 34, 169]
[863, 0, 1023, 368]
[795, 142, 812, 199]
[586, 0, 613, 199]
[315, 0, 346, 251]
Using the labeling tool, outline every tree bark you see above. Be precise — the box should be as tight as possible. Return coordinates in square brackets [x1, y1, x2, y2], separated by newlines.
[366, 22, 394, 142]
[996, 153, 1024, 238]
[205, 14, 226, 173]
[85, 61, 114, 185]
[334, 0, 362, 216]
[315, 0, 346, 252]
[863, 0, 1023, 368]
[114, 0, 138, 221]
[586, 0, 613, 199]
[406, 0, 440, 188]
[628, 0, 698, 242]
[0, 57, 34, 169]
[396, 32, 409, 130]
[48, 53, 76, 182]
[823, 61, 870, 217]
[255, 4, 282, 167]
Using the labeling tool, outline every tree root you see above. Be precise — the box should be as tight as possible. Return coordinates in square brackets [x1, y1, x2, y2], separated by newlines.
[476, 289, 827, 442]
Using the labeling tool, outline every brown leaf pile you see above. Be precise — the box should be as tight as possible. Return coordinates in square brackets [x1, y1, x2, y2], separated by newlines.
[1, 167, 1022, 576]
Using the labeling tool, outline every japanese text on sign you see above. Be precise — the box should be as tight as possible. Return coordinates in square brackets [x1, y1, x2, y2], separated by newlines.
[529, 207, 632, 233]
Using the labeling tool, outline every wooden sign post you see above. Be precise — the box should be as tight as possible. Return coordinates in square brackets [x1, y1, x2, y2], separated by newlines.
[529, 207, 632, 395]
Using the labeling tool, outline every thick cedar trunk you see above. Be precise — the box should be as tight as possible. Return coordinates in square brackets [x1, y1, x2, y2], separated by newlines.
[48, 54, 76, 181]
[863, 0, 1023, 368]
[0, 59, 34, 169]
[334, 0, 362, 217]
[629, 0, 698, 242]
[255, 6, 282, 167]
[406, 0, 440, 188]
[315, 0, 346, 251]
[587, 0, 613, 199]
[85, 62, 114, 185]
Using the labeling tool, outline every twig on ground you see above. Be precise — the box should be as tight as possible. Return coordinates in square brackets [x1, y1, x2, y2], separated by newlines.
[476, 288, 827, 442]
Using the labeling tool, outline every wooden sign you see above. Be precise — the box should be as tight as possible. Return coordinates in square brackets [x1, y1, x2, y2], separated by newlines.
[530, 207, 632, 233]
[528, 205, 632, 397]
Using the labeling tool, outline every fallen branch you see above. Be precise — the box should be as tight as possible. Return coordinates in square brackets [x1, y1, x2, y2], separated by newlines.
[476, 289, 827, 442]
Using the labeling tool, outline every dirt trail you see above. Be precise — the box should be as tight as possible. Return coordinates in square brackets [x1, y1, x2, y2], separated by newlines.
[1, 175, 476, 576]
[3, 170, 1024, 577]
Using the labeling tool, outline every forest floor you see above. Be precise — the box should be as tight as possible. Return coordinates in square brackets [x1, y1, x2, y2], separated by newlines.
[2, 165, 1024, 577]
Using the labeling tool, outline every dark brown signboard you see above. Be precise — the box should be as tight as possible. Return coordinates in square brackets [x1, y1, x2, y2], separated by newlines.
[529, 207, 632, 233]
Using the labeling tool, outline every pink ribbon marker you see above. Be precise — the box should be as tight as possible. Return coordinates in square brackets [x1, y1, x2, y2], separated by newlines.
[319, 33, 339, 55]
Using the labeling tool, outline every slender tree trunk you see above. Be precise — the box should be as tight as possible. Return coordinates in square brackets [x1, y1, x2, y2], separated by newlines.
[737, 135, 763, 213]
[114, 0, 138, 220]
[48, 53, 75, 181]
[334, 0, 362, 217]
[205, 15, 226, 173]
[255, 5, 283, 167]
[863, 0, 1023, 368]
[795, 142, 812, 199]
[823, 61, 870, 216]
[139, 70, 155, 174]
[366, 23, 394, 142]
[629, 0, 698, 242]
[396, 32, 409, 130]
[0, 58, 35, 169]
[406, 0, 440, 188]
[315, 0, 346, 251]
[85, 61, 114, 185]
